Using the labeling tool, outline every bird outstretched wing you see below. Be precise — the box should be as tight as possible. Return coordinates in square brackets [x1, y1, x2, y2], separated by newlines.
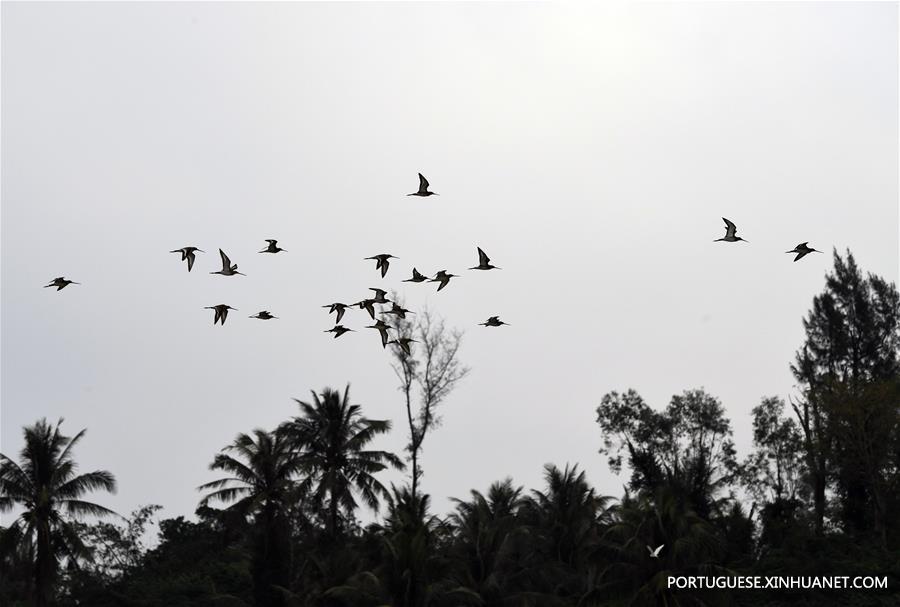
[477, 247, 490, 265]
[418, 173, 429, 191]
[721, 217, 738, 238]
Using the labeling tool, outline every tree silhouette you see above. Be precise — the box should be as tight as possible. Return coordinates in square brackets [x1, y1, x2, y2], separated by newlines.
[597, 388, 739, 518]
[791, 248, 900, 542]
[198, 429, 300, 607]
[0, 418, 117, 607]
[385, 299, 470, 500]
[278, 385, 404, 538]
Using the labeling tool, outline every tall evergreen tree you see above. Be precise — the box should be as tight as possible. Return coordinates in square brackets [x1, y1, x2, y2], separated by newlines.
[791, 248, 900, 542]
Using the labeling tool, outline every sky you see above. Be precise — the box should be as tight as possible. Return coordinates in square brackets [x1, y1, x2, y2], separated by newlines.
[2, 1, 897, 527]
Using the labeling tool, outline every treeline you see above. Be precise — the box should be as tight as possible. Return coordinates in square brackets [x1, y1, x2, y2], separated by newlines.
[2, 249, 898, 607]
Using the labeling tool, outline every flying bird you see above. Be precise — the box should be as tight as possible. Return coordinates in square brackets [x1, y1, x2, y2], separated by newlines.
[480, 316, 509, 327]
[365, 254, 397, 278]
[323, 303, 351, 324]
[647, 545, 664, 558]
[388, 337, 418, 356]
[366, 319, 393, 348]
[325, 325, 354, 338]
[714, 218, 748, 243]
[429, 270, 457, 292]
[403, 268, 429, 283]
[786, 242, 822, 262]
[385, 303, 413, 319]
[469, 247, 500, 270]
[369, 288, 390, 304]
[356, 299, 378, 320]
[205, 304, 236, 325]
[407, 173, 438, 197]
[211, 249, 245, 276]
[259, 239, 286, 254]
[170, 247, 203, 272]
[250, 311, 277, 320]
[44, 277, 80, 291]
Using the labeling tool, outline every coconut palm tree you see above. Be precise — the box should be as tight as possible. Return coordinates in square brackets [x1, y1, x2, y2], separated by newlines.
[198, 428, 302, 607]
[449, 478, 548, 606]
[0, 418, 117, 607]
[327, 486, 479, 607]
[590, 487, 731, 607]
[518, 464, 611, 602]
[278, 385, 404, 538]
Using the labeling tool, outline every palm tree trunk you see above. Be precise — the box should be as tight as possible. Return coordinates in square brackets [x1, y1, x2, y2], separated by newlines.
[35, 520, 53, 607]
[329, 488, 339, 537]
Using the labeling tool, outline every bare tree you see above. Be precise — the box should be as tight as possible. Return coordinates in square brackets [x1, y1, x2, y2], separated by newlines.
[384, 296, 470, 500]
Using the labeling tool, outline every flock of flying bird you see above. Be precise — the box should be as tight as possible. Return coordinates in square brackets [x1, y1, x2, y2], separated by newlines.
[44, 175, 824, 355]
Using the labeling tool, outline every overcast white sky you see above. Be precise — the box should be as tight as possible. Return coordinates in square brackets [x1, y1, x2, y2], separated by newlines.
[2, 1, 897, 525]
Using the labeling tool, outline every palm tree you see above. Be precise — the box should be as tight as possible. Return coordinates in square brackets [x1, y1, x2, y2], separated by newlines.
[278, 385, 404, 537]
[0, 418, 117, 607]
[520, 464, 609, 602]
[198, 428, 302, 607]
[591, 487, 730, 607]
[449, 479, 543, 606]
[327, 486, 479, 607]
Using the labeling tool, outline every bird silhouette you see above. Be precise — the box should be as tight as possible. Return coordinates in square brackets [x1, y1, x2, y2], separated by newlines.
[403, 268, 429, 283]
[323, 303, 352, 324]
[469, 246, 500, 270]
[44, 277, 80, 291]
[429, 270, 457, 292]
[714, 218, 748, 243]
[250, 311, 277, 320]
[369, 288, 390, 304]
[325, 325, 354, 338]
[407, 173, 438, 197]
[170, 247, 203, 272]
[205, 304, 237, 325]
[480, 316, 509, 327]
[259, 239, 286, 253]
[366, 319, 393, 348]
[786, 242, 822, 262]
[365, 254, 397, 278]
[388, 337, 418, 356]
[211, 249, 245, 276]
[647, 545, 664, 558]
[356, 299, 378, 320]
[384, 303, 413, 319]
